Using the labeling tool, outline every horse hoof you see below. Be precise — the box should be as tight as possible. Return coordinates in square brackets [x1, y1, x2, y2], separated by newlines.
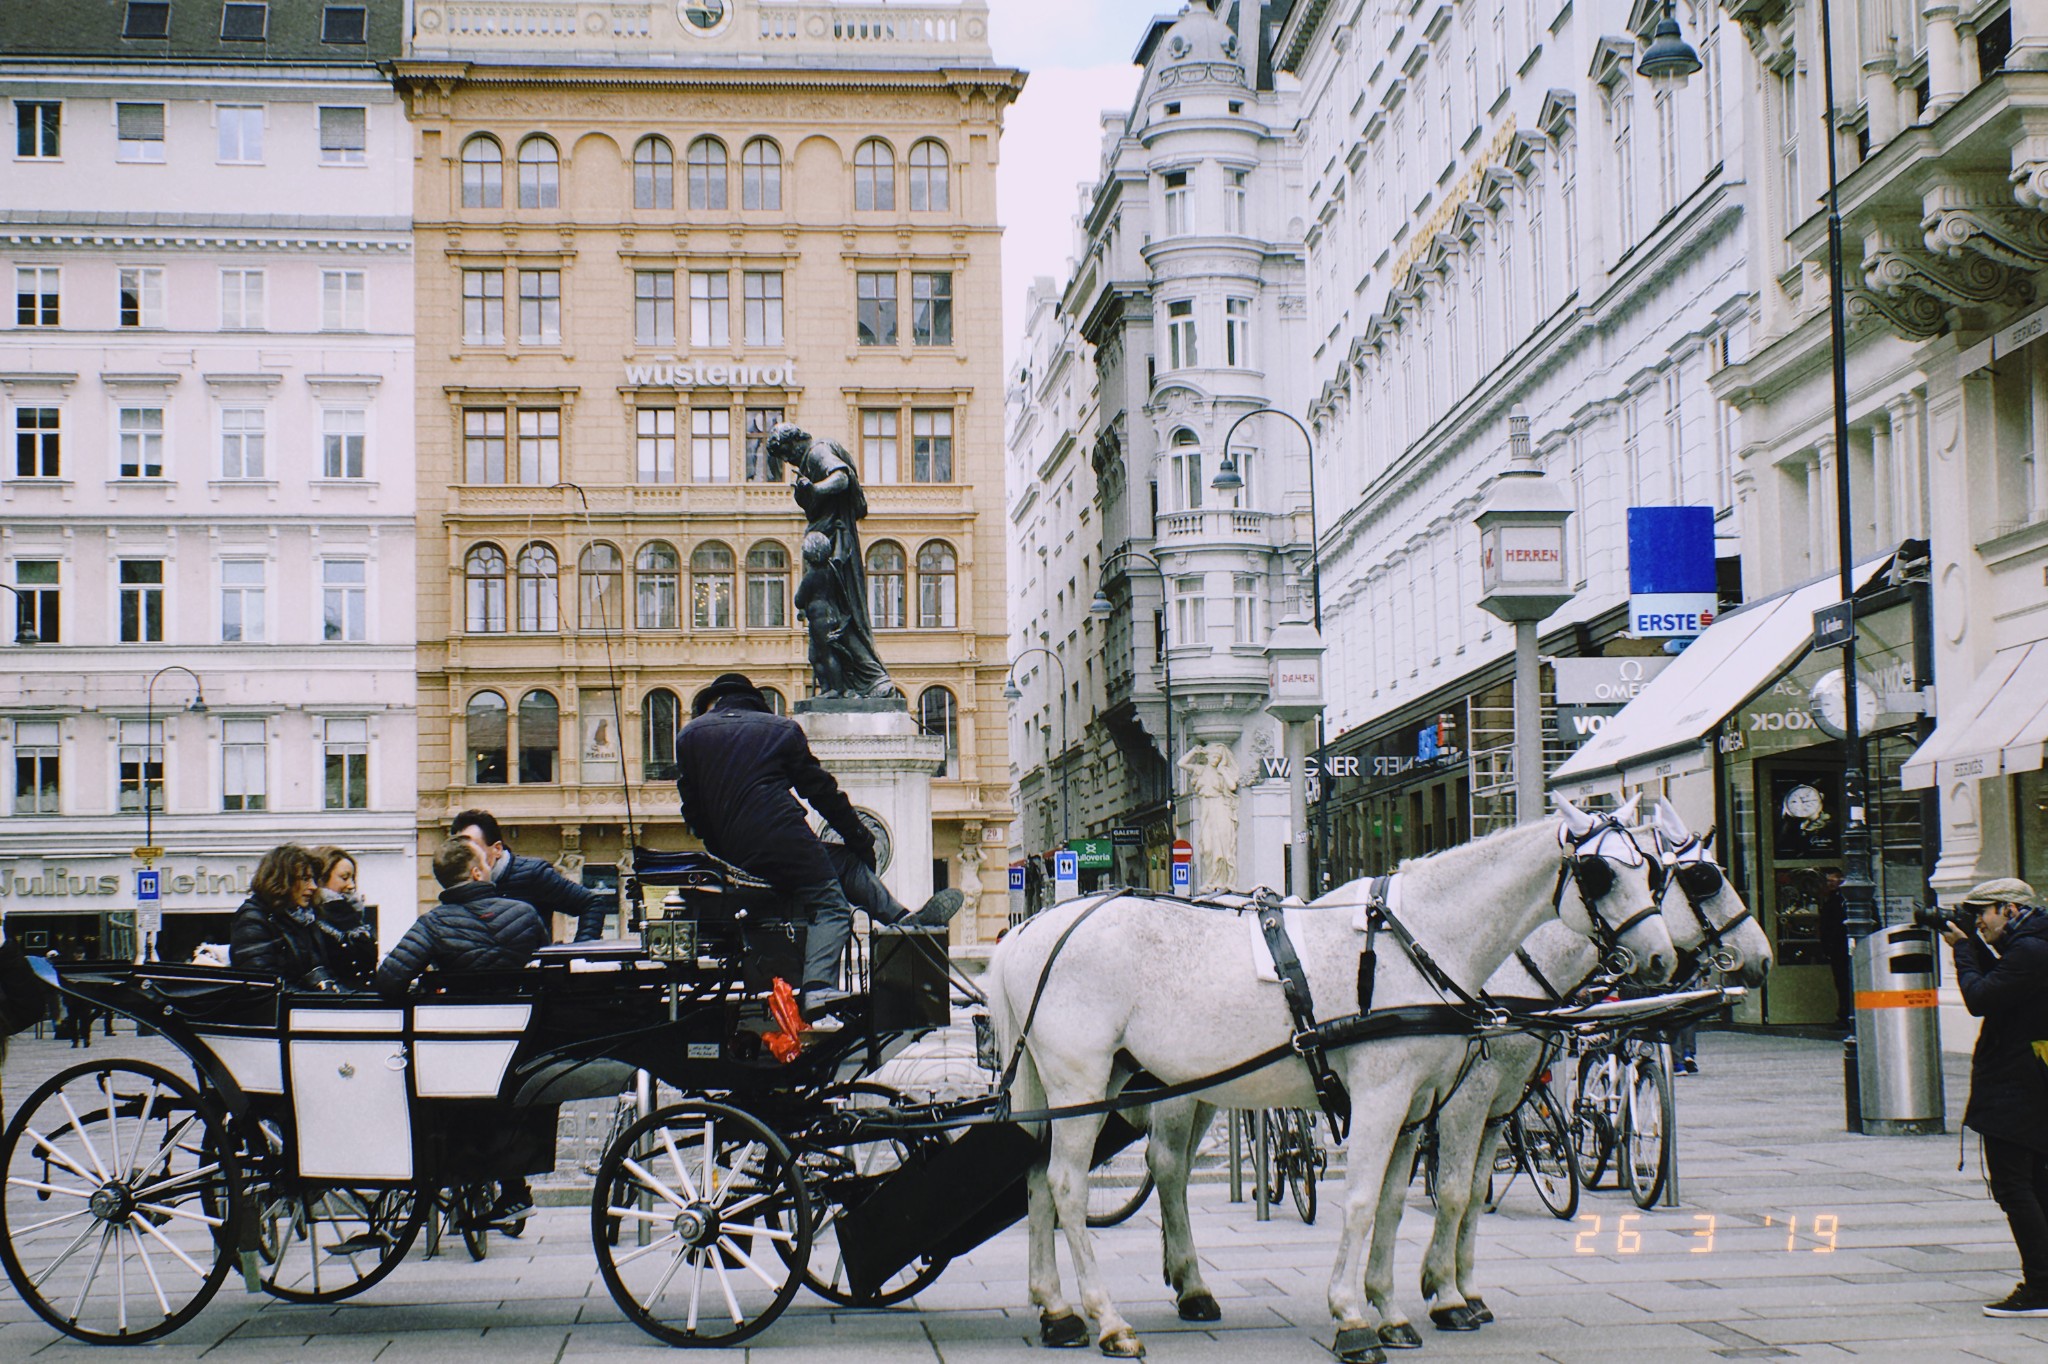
[1377, 1321, 1424, 1349]
[1429, 1303, 1484, 1332]
[1466, 1295, 1493, 1325]
[1331, 1326, 1388, 1364]
[1040, 1311, 1089, 1348]
[1098, 1327, 1146, 1358]
[1177, 1292, 1223, 1322]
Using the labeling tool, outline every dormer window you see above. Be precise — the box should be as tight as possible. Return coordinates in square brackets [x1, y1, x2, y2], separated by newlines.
[321, 5, 367, 44]
[220, 2, 267, 41]
[1164, 102, 1182, 116]
[123, 2, 170, 38]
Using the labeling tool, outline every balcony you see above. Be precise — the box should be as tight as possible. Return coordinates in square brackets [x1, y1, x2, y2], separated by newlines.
[1156, 507, 1273, 546]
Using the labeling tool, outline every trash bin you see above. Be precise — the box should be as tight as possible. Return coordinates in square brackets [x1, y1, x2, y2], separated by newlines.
[1851, 925, 1946, 1135]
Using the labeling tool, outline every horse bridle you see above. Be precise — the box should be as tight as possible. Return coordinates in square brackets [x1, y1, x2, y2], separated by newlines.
[1650, 832, 1754, 973]
[1554, 816, 1663, 969]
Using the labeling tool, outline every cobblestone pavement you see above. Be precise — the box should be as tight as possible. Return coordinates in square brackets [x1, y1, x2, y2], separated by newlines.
[2, 1027, 2039, 1362]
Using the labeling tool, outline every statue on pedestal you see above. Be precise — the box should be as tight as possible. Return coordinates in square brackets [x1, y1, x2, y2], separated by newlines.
[956, 839, 985, 925]
[767, 423, 900, 701]
[1177, 743, 1241, 892]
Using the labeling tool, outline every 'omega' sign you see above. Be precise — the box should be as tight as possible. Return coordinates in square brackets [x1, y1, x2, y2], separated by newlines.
[625, 360, 798, 389]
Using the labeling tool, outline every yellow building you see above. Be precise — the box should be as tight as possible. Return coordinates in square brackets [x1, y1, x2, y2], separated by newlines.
[395, 1, 1020, 942]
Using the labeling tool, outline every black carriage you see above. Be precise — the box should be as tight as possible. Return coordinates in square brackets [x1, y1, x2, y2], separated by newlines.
[0, 851, 959, 1347]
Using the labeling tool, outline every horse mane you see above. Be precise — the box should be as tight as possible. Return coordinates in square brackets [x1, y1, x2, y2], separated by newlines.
[1390, 817, 1554, 903]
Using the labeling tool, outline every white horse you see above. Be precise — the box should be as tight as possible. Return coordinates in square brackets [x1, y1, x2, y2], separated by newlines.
[986, 799, 1674, 1362]
[1389, 796, 1774, 1337]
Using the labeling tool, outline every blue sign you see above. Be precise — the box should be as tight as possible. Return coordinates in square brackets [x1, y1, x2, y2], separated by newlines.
[1627, 506, 1718, 637]
[1170, 861, 1191, 892]
[135, 870, 160, 903]
[1053, 851, 1078, 882]
[1009, 865, 1026, 893]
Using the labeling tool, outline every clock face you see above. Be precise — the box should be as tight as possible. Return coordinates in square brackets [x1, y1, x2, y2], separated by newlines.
[680, 1, 726, 32]
[1782, 784, 1825, 821]
[1807, 668, 1878, 740]
[816, 809, 893, 873]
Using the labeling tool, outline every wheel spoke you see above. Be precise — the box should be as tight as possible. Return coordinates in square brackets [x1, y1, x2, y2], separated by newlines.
[23, 1126, 100, 1186]
[133, 1201, 224, 1229]
[620, 1157, 690, 1212]
[646, 1243, 690, 1305]
[716, 1234, 782, 1291]
[128, 1226, 171, 1319]
[127, 1114, 202, 1187]
[715, 1221, 796, 1245]
[115, 1211, 129, 1337]
[712, 1252, 745, 1325]
[133, 1163, 221, 1203]
[29, 1218, 105, 1291]
[17, 1207, 97, 1236]
[701, 1122, 719, 1205]
[9, 1176, 94, 1199]
[124, 1082, 161, 1177]
[57, 1094, 111, 1182]
[612, 1229, 684, 1268]
[659, 1126, 700, 1202]
[686, 1252, 704, 1334]
[135, 1210, 212, 1280]
[608, 1206, 683, 1225]
[69, 1223, 115, 1324]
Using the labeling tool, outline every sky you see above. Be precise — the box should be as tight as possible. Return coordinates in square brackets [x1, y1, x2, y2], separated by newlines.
[984, 0, 1157, 367]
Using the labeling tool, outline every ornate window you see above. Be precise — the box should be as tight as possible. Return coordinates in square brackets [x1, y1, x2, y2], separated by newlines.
[461, 134, 503, 208]
[516, 135, 559, 209]
[687, 136, 728, 209]
[907, 138, 949, 211]
[518, 689, 559, 783]
[916, 540, 957, 629]
[515, 542, 558, 632]
[464, 544, 507, 632]
[745, 540, 788, 628]
[691, 542, 735, 629]
[467, 691, 508, 784]
[742, 137, 781, 210]
[866, 541, 906, 629]
[578, 542, 623, 630]
[633, 135, 673, 209]
[636, 541, 680, 629]
[918, 685, 958, 776]
[854, 138, 895, 210]
[642, 687, 681, 780]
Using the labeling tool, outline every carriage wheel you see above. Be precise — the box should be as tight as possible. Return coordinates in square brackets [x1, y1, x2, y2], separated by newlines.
[591, 1100, 811, 1346]
[1514, 1089, 1581, 1221]
[791, 1082, 951, 1306]
[1621, 1054, 1672, 1210]
[1086, 1137, 1154, 1229]
[0, 1060, 241, 1344]
[258, 1184, 423, 1302]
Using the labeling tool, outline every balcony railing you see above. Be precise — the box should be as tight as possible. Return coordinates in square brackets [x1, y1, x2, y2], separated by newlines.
[1157, 507, 1273, 544]
[415, 1, 992, 60]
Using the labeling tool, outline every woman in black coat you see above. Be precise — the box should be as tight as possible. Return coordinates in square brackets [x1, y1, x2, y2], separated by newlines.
[230, 845, 349, 991]
[310, 845, 377, 988]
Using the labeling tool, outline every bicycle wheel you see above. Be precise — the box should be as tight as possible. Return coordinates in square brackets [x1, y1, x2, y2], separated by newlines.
[590, 1100, 811, 1347]
[1621, 1053, 1672, 1210]
[1258, 1111, 1289, 1208]
[451, 1185, 493, 1262]
[1282, 1111, 1322, 1225]
[1086, 1137, 1154, 1228]
[1515, 1089, 1580, 1221]
[0, 1060, 242, 1345]
[258, 1184, 423, 1302]
[1573, 1056, 1617, 1189]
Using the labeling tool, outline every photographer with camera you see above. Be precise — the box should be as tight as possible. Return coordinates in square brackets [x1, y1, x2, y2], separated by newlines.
[1940, 878, 2048, 1317]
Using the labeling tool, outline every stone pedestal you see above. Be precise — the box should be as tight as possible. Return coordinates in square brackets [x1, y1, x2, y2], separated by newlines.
[793, 698, 945, 910]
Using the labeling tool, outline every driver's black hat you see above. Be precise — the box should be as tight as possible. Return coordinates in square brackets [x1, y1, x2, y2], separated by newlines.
[692, 672, 765, 717]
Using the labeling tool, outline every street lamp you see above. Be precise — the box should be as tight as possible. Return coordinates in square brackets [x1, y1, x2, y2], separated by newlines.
[1004, 645, 1070, 860]
[1473, 408, 1574, 824]
[0, 582, 41, 645]
[1215, 406, 1332, 894]
[1093, 545, 1177, 846]
[1636, 0, 1703, 95]
[141, 666, 208, 856]
[1642, 0, 1879, 1135]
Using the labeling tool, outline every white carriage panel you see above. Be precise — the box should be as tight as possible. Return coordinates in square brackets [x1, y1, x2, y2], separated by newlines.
[289, 1040, 413, 1181]
[413, 1040, 520, 1098]
[287, 1008, 406, 1034]
[411, 1004, 532, 1035]
[200, 1034, 283, 1094]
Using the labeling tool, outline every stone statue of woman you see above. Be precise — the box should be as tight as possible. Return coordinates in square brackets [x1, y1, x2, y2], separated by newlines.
[1177, 742, 1241, 892]
[766, 423, 900, 700]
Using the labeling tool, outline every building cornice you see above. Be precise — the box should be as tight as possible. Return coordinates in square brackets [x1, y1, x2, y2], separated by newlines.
[388, 59, 1025, 99]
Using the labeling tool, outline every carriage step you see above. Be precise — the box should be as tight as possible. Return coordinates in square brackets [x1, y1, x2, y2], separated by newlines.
[324, 1233, 390, 1256]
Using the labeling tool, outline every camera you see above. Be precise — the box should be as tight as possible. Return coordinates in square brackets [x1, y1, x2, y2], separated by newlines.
[1912, 902, 1980, 934]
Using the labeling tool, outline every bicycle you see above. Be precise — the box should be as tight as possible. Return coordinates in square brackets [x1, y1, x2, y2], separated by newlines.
[1485, 1073, 1579, 1220]
[1086, 1134, 1155, 1227]
[1570, 1030, 1672, 1209]
[1258, 1107, 1328, 1224]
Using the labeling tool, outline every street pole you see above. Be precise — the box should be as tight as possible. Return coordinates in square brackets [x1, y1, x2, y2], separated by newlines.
[141, 666, 206, 964]
[1004, 645, 1070, 873]
[1513, 619, 1544, 823]
[1095, 547, 1176, 880]
[1816, 0, 1880, 1131]
[1285, 716, 1311, 899]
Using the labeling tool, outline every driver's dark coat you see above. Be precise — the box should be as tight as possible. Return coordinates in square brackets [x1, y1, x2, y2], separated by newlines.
[675, 698, 871, 889]
[1954, 910, 2048, 1153]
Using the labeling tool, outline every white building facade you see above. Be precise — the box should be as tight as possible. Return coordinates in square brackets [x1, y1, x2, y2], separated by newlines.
[1008, 1, 1311, 897]
[1, 2, 417, 959]
[1274, 0, 1752, 879]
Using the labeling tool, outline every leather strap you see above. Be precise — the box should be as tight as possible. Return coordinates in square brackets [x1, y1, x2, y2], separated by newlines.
[1255, 889, 1352, 1141]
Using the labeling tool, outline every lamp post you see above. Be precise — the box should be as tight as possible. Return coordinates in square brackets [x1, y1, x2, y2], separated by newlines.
[1473, 409, 1574, 823]
[1003, 646, 1071, 861]
[1265, 616, 1327, 900]
[140, 666, 206, 964]
[1214, 406, 1332, 893]
[1093, 546, 1177, 865]
[0, 583, 41, 645]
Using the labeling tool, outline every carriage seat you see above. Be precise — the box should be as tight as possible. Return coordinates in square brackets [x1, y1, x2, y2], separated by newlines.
[630, 848, 787, 919]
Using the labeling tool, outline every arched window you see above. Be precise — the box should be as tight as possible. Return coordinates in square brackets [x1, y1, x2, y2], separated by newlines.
[866, 540, 905, 629]
[907, 139, 949, 211]
[578, 543, 622, 630]
[916, 539, 957, 629]
[690, 542, 735, 629]
[1170, 427, 1203, 510]
[633, 135, 673, 209]
[741, 137, 782, 210]
[515, 542, 558, 632]
[467, 691, 508, 784]
[686, 136, 727, 210]
[854, 138, 895, 211]
[918, 685, 958, 776]
[642, 686, 680, 781]
[759, 686, 786, 715]
[635, 542, 680, 629]
[465, 544, 508, 633]
[745, 540, 788, 629]
[461, 134, 503, 208]
[517, 135, 559, 209]
[518, 689, 559, 784]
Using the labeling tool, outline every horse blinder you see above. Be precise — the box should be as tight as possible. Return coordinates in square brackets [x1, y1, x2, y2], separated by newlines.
[1570, 853, 1616, 903]
[1675, 860, 1724, 901]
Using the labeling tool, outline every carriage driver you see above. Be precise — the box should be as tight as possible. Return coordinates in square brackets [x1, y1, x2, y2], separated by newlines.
[676, 673, 962, 1022]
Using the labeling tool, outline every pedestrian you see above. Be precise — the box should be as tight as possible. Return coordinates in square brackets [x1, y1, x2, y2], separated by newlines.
[230, 844, 351, 991]
[1817, 868, 1851, 1031]
[1941, 877, 2048, 1318]
[310, 845, 377, 988]
[449, 810, 612, 942]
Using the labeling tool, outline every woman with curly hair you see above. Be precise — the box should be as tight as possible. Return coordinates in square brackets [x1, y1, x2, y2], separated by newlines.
[229, 844, 350, 990]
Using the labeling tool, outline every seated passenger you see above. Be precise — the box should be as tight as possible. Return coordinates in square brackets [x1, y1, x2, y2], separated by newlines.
[375, 838, 547, 997]
[310, 844, 376, 989]
[230, 845, 353, 992]
[449, 809, 611, 942]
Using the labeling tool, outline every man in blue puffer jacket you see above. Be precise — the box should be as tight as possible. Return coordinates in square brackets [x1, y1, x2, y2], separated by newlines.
[450, 809, 611, 942]
[376, 838, 548, 996]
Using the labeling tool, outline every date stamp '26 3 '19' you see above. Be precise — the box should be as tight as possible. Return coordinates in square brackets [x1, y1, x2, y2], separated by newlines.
[1573, 1213, 1841, 1255]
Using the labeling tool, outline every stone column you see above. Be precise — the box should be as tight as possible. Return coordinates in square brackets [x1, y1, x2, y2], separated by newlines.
[1864, 52, 1901, 145]
[1887, 391, 1928, 539]
[1924, 3, 1967, 113]
[1870, 418, 1895, 548]
[2031, 346, 2048, 521]
[2015, 0, 2048, 69]
[1810, 442, 1838, 574]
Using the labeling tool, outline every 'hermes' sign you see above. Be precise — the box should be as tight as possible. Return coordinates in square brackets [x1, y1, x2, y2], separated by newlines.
[625, 360, 798, 389]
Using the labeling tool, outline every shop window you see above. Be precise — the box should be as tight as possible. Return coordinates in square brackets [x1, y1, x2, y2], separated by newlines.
[517, 690, 558, 784]
[2020, 770, 2048, 889]
[467, 692, 507, 785]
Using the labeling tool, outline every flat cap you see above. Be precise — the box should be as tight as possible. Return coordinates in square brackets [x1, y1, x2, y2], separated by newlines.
[1959, 877, 2041, 908]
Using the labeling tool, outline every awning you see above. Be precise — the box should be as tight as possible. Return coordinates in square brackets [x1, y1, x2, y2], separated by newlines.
[1901, 640, 2048, 789]
[1550, 557, 1893, 798]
